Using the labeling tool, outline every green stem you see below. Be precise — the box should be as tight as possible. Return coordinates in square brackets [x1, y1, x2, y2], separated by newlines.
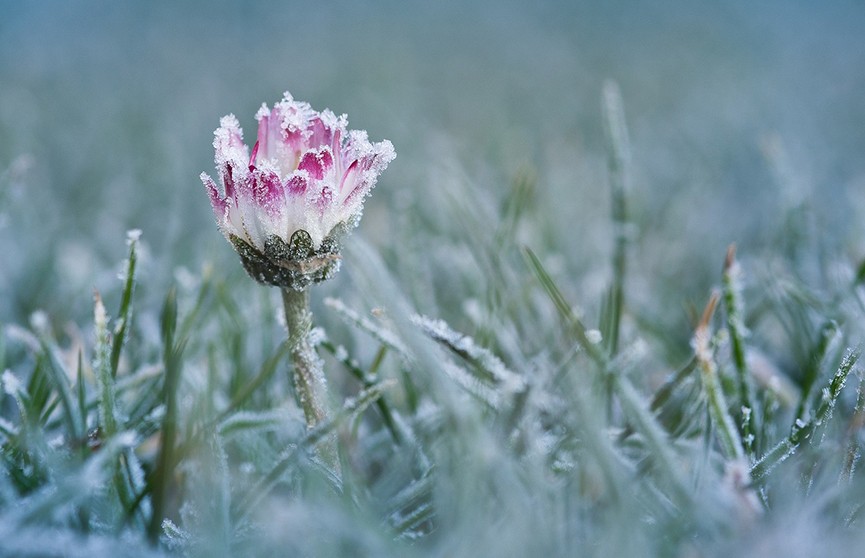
[281, 288, 338, 470]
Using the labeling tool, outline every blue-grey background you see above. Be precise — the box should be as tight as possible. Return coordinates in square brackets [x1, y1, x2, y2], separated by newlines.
[1, 0, 864, 326]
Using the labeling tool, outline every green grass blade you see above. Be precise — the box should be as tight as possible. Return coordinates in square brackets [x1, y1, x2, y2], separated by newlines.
[93, 292, 118, 437]
[323, 297, 410, 357]
[721, 245, 757, 458]
[522, 247, 607, 367]
[794, 321, 839, 422]
[751, 347, 859, 483]
[109, 230, 140, 379]
[38, 338, 84, 442]
[602, 80, 631, 357]
[148, 288, 184, 543]
[693, 293, 745, 462]
[412, 313, 525, 392]
[319, 339, 402, 444]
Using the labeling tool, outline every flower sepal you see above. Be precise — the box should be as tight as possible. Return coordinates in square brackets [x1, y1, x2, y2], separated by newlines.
[230, 220, 354, 291]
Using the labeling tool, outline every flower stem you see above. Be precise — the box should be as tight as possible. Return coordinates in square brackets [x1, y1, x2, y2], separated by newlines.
[281, 288, 339, 471]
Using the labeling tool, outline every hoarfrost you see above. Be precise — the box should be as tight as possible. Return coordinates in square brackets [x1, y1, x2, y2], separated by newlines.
[144, 404, 167, 424]
[411, 313, 525, 393]
[308, 327, 326, 347]
[161, 518, 191, 552]
[440, 361, 502, 409]
[4, 324, 40, 352]
[0, 417, 18, 438]
[586, 329, 603, 345]
[114, 430, 138, 448]
[1, 370, 21, 396]
[254, 102, 270, 121]
[334, 344, 348, 362]
[324, 297, 410, 356]
[29, 310, 49, 334]
[126, 228, 142, 244]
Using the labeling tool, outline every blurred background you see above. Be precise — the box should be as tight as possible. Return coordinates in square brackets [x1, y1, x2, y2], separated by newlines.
[1, 0, 864, 329]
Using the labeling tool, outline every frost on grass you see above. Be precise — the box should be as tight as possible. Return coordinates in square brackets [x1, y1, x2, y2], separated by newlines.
[324, 297, 410, 356]
[1, 370, 22, 397]
[411, 313, 525, 394]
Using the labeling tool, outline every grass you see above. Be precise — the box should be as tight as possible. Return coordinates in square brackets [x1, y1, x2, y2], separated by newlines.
[2, 80, 865, 556]
[2, 2, 865, 554]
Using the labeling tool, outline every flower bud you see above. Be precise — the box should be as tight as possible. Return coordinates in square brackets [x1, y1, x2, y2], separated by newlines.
[201, 92, 395, 290]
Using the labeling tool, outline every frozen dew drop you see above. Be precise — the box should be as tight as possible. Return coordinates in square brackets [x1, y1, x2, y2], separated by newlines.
[586, 329, 603, 345]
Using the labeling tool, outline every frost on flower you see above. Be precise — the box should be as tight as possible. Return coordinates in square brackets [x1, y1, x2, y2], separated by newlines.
[201, 91, 395, 290]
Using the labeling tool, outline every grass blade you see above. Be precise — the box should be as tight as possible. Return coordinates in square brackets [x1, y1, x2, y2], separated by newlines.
[233, 381, 392, 519]
[148, 288, 184, 543]
[693, 292, 745, 462]
[751, 347, 860, 482]
[601, 80, 631, 357]
[110, 230, 140, 378]
[38, 338, 84, 443]
[522, 247, 606, 367]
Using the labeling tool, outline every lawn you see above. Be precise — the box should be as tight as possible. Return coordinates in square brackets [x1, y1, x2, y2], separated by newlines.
[2, 1, 865, 556]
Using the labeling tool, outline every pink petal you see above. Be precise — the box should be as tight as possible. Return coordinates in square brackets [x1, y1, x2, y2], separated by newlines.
[338, 159, 359, 195]
[201, 172, 227, 217]
[331, 128, 342, 155]
[249, 141, 260, 170]
[316, 185, 334, 212]
[216, 115, 245, 151]
[342, 174, 374, 208]
[319, 148, 334, 173]
[222, 162, 237, 199]
[253, 169, 284, 214]
[285, 172, 308, 196]
[256, 111, 270, 157]
[307, 116, 332, 148]
[256, 105, 283, 161]
[297, 148, 334, 180]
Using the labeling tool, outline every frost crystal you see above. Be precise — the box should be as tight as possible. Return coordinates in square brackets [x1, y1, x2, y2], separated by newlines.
[201, 91, 395, 290]
[126, 228, 142, 244]
[1, 370, 21, 396]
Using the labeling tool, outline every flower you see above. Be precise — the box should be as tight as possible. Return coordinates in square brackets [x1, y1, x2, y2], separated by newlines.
[201, 92, 395, 290]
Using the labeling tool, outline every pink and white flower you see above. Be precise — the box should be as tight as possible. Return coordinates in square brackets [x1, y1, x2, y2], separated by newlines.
[201, 92, 395, 288]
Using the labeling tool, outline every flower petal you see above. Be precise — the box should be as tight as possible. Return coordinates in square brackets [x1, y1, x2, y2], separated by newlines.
[253, 169, 285, 215]
[249, 141, 260, 169]
[222, 162, 237, 199]
[213, 114, 248, 166]
[204, 92, 394, 258]
[297, 147, 334, 180]
[200, 172, 227, 218]
[338, 159, 359, 197]
[285, 172, 309, 196]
